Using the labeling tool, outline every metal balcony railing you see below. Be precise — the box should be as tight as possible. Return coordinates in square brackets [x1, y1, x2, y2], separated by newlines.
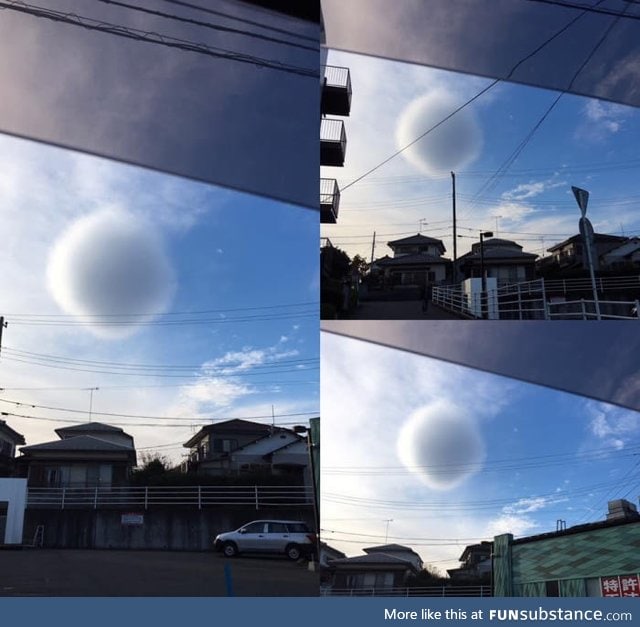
[320, 118, 347, 166]
[27, 485, 314, 510]
[320, 178, 340, 223]
[321, 65, 352, 116]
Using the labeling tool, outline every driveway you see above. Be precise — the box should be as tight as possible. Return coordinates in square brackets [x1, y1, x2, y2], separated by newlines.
[0, 549, 319, 596]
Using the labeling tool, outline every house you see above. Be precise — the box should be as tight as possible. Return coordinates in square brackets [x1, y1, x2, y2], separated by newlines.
[493, 499, 640, 597]
[326, 544, 423, 594]
[600, 237, 640, 271]
[183, 419, 308, 479]
[447, 541, 492, 580]
[375, 234, 450, 286]
[542, 233, 628, 275]
[18, 422, 137, 488]
[457, 239, 537, 285]
[0, 420, 26, 477]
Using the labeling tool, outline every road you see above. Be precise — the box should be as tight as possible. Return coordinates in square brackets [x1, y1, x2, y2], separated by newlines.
[0, 549, 319, 596]
[350, 300, 462, 320]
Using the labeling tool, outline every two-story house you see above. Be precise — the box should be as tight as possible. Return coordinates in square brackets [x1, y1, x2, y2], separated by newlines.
[375, 234, 450, 286]
[18, 422, 137, 487]
[457, 238, 537, 285]
[183, 419, 308, 480]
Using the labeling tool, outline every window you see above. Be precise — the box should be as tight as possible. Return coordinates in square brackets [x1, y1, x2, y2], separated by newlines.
[242, 522, 266, 533]
[267, 522, 288, 533]
[546, 580, 560, 597]
[286, 522, 310, 533]
[212, 438, 238, 453]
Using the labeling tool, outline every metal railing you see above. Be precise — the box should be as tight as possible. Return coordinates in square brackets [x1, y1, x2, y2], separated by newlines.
[322, 585, 492, 597]
[323, 65, 351, 91]
[321, 118, 346, 144]
[433, 277, 640, 320]
[27, 485, 313, 510]
[320, 178, 340, 205]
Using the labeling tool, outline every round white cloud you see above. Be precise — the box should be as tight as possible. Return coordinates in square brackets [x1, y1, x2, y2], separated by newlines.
[396, 91, 483, 176]
[47, 208, 176, 338]
[397, 400, 485, 490]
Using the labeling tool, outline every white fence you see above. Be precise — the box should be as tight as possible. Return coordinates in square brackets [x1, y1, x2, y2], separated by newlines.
[433, 277, 640, 320]
[322, 585, 491, 597]
[27, 485, 314, 510]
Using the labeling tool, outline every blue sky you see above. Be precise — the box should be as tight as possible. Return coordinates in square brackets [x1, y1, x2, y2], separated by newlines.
[0, 133, 318, 461]
[321, 50, 640, 262]
[321, 332, 640, 573]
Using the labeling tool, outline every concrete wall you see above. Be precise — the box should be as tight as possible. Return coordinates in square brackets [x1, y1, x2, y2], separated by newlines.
[24, 506, 315, 551]
[0, 478, 27, 544]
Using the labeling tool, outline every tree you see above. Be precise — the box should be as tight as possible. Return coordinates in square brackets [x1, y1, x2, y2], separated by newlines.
[351, 254, 369, 276]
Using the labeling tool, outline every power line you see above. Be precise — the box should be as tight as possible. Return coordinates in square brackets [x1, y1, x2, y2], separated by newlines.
[3, 300, 318, 319]
[0, 1, 318, 79]
[1, 347, 318, 372]
[159, 0, 318, 42]
[338, 0, 598, 192]
[0, 354, 318, 378]
[2, 409, 315, 428]
[93, 0, 318, 52]
[521, 0, 640, 21]
[0, 398, 318, 422]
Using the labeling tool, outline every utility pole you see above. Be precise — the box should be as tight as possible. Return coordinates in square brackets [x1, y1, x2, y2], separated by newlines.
[451, 172, 458, 283]
[370, 231, 376, 265]
[0, 317, 6, 355]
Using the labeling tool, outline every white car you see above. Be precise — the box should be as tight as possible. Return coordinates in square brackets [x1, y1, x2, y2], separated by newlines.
[214, 519, 316, 560]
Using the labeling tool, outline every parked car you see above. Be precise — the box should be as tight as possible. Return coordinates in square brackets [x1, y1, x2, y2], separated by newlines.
[214, 519, 316, 560]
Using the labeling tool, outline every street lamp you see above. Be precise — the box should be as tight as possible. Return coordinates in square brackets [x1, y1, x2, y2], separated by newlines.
[479, 231, 493, 319]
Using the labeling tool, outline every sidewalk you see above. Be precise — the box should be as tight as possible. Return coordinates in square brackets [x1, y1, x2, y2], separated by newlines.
[348, 299, 463, 320]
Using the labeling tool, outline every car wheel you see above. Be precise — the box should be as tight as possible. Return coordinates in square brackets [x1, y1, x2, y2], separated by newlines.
[222, 542, 238, 558]
[286, 544, 301, 561]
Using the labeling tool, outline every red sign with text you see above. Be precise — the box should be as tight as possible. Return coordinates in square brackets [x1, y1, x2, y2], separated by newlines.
[600, 575, 640, 597]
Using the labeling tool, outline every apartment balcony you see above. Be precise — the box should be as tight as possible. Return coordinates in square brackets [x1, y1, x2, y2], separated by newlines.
[321, 118, 347, 167]
[321, 65, 352, 116]
[320, 178, 340, 223]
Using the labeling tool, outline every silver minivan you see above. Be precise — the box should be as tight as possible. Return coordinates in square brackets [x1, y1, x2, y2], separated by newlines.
[214, 519, 316, 560]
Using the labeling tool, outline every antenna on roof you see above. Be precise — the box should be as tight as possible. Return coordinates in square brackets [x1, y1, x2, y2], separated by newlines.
[271, 405, 275, 432]
[86, 387, 99, 422]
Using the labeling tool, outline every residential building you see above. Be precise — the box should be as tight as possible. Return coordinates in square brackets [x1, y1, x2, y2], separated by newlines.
[493, 499, 640, 597]
[542, 233, 628, 275]
[183, 419, 308, 480]
[375, 234, 450, 286]
[600, 237, 640, 271]
[320, 62, 352, 223]
[18, 422, 136, 488]
[447, 541, 492, 580]
[457, 239, 537, 285]
[0, 420, 25, 477]
[326, 544, 423, 594]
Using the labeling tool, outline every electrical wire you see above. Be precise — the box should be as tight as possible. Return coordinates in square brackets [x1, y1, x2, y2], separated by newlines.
[0, 1, 318, 79]
[93, 0, 318, 52]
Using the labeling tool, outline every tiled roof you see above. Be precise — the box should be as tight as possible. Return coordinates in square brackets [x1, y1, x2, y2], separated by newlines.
[21, 435, 134, 453]
[183, 419, 274, 448]
[387, 234, 444, 247]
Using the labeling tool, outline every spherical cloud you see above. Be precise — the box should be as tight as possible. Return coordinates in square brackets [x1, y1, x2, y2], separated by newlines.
[396, 91, 483, 176]
[47, 208, 176, 338]
[397, 400, 485, 490]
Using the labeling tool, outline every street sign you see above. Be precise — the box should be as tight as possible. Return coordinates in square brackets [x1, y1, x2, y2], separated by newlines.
[572, 186, 589, 218]
[579, 216, 599, 272]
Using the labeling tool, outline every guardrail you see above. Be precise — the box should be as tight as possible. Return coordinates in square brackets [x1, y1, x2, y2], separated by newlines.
[433, 277, 640, 320]
[27, 485, 314, 510]
[322, 585, 492, 597]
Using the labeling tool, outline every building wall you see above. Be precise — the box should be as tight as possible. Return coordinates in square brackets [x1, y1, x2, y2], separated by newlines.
[0, 478, 27, 544]
[494, 523, 640, 597]
[23, 506, 314, 551]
